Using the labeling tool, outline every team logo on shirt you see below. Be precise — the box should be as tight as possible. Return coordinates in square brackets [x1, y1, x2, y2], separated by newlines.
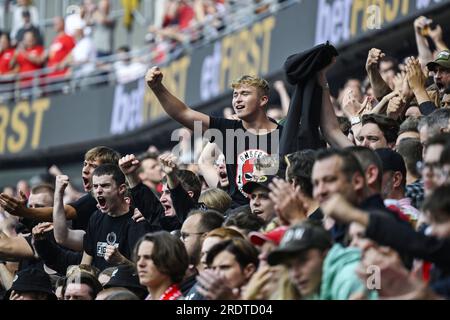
[236, 149, 268, 197]
[106, 232, 117, 245]
[96, 232, 119, 257]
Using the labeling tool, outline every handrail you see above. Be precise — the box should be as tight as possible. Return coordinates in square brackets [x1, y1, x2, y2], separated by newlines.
[0, 0, 299, 103]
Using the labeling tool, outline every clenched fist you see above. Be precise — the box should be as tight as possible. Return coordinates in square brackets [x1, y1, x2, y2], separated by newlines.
[366, 48, 385, 72]
[118, 154, 140, 176]
[55, 175, 69, 195]
[158, 153, 179, 176]
[145, 66, 163, 89]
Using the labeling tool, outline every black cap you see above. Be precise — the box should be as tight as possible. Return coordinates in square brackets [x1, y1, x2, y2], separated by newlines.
[267, 221, 332, 266]
[374, 148, 406, 178]
[104, 265, 146, 292]
[4, 268, 57, 300]
[242, 175, 276, 194]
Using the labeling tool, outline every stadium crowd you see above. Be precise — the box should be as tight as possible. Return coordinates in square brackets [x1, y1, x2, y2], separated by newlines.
[1, 2, 450, 301]
[0, 0, 287, 91]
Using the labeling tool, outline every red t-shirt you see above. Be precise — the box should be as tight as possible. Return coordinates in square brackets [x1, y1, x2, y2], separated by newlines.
[177, 4, 194, 30]
[16, 45, 44, 85]
[16, 45, 44, 73]
[47, 33, 75, 77]
[0, 48, 15, 74]
[162, 3, 194, 30]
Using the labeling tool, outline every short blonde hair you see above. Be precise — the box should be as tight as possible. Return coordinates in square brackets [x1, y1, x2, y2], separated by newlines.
[199, 188, 232, 214]
[231, 75, 270, 97]
[84, 146, 120, 165]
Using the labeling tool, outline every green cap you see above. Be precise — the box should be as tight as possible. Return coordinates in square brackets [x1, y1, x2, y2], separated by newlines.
[427, 50, 450, 71]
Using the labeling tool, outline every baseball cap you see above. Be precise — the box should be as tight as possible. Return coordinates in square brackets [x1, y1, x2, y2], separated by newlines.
[242, 175, 276, 194]
[374, 148, 406, 178]
[4, 268, 57, 300]
[267, 221, 332, 266]
[249, 226, 288, 246]
[427, 50, 450, 72]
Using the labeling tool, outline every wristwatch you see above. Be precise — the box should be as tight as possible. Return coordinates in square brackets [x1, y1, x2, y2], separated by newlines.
[350, 116, 361, 126]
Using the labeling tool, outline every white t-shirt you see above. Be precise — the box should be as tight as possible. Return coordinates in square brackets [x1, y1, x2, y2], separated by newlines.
[72, 36, 96, 75]
[65, 14, 86, 37]
[114, 61, 146, 84]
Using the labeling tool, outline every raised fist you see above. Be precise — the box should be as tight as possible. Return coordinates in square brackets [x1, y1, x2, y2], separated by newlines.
[145, 66, 163, 89]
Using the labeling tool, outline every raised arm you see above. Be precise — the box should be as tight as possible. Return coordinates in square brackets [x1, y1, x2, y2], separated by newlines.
[198, 142, 221, 188]
[429, 23, 448, 53]
[318, 61, 354, 148]
[159, 153, 196, 223]
[414, 16, 434, 66]
[145, 66, 210, 132]
[49, 165, 83, 201]
[52, 175, 85, 251]
[118, 154, 142, 189]
[159, 152, 180, 189]
[366, 48, 392, 100]
[119, 154, 165, 226]
[0, 193, 77, 222]
[406, 57, 432, 106]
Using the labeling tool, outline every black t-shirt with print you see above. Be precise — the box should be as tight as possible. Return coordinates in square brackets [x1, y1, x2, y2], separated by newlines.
[209, 116, 282, 206]
[69, 192, 98, 231]
[83, 209, 154, 271]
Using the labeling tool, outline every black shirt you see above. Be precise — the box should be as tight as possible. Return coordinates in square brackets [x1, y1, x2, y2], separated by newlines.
[83, 209, 153, 271]
[308, 207, 323, 221]
[209, 116, 282, 206]
[33, 233, 82, 275]
[331, 194, 409, 244]
[366, 212, 450, 269]
[130, 182, 181, 231]
[69, 193, 98, 231]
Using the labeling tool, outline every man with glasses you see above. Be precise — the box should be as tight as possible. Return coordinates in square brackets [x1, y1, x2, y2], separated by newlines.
[179, 210, 223, 299]
[419, 133, 450, 197]
[418, 109, 450, 151]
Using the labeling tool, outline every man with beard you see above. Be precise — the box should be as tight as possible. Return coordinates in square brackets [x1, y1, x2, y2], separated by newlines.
[407, 52, 450, 115]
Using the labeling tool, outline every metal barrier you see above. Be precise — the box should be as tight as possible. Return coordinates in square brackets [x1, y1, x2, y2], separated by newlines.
[0, 0, 298, 103]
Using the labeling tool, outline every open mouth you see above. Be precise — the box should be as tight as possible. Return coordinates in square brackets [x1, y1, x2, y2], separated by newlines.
[163, 204, 172, 215]
[97, 196, 107, 209]
[235, 105, 245, 110]
[297, 279, 309, 289]
[253, 209, 263, 216]
[219, 171, 227, 179]
[82, 177, 90, 188]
